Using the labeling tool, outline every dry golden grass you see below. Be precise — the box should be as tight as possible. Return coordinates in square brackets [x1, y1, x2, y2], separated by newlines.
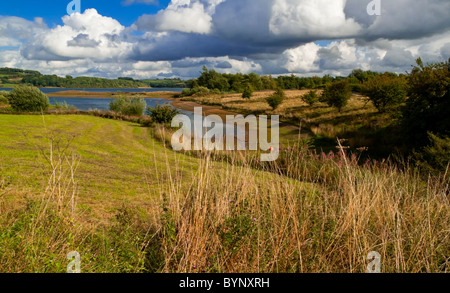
[183, 90, 395, 150]
[183, 89, 314, 114]
[153, 146, 449, 273]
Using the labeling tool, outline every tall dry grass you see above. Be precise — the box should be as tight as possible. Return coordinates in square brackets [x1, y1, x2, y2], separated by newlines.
[0, 132, 84, 272]
[0, 119, 448, 273]
[152, 142, 449, 273]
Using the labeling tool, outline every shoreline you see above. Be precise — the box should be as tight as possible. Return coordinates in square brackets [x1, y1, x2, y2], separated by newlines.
[46, 90, 301, 138]
[170, 99, 237, 119]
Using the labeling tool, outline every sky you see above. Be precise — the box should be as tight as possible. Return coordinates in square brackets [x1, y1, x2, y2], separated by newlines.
[0, 0, 449, 80]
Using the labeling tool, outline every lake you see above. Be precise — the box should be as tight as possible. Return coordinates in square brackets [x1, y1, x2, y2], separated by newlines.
[1, 87, 184, 112]
[49, 96, 174, 112]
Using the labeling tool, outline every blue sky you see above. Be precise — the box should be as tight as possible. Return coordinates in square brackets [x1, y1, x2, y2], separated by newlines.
[0, 0, 449, 79]
[0, 0, 170, 26]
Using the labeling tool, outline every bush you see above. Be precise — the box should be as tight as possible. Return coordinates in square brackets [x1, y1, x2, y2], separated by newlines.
[147, 104, 179, 124]
[242, 84, 254, 99]
[402, 58, 450, 145]
[0, 92, 9, 104]
[266, 87, 285, 110]
[181, 86, 211, 97]
[54, 101, 77, 110]
[322, 80, 351, 112]
[8, 86, 50, 112]
[301, 90, 319, 106]
[414, 133, 450, 173]
[363, 74, 408, 112]
[109, 97, 147, 116]
[350, 83, 364, 94]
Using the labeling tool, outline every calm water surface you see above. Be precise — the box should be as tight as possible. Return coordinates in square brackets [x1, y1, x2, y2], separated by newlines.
[2, 88, 183, 112]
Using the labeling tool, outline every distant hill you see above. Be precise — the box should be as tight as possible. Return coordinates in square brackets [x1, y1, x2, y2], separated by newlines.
[0, 67, 151, 89]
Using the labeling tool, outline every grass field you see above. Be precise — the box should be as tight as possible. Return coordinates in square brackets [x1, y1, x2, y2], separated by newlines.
[0, 114, 448, 273]
[0, 114, 312, 272]
[0, 115, 201, 221]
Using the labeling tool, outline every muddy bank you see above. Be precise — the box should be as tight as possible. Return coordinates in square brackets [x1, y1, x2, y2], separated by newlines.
[170, 99, 238, 119]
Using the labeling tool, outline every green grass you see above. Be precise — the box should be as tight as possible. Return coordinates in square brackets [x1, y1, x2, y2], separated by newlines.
[0, 114, 206, 272]
[0, 115, 200, 220]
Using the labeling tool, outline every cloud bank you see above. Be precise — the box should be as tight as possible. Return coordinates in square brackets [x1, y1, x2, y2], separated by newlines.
[0, 0, 449, 79]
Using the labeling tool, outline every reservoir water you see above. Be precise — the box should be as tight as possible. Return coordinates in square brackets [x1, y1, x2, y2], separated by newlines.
[1, 88, 183, 112]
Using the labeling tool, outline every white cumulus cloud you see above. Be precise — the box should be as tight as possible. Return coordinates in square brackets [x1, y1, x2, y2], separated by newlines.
[21, 9, 132, 61]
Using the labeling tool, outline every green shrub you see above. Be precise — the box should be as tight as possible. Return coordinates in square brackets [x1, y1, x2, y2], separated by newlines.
[242, 84, 254, 99]
[181, 86, 211, 97]
[8, 86, 50, 112]
[414, 133, 450, 173]
[350, 83, 364, 93]
[147, 104, 179, 124]
[54, 101, 77, 110]
[402, 58, 450, 145]
[322, 80, 351, 112]
[301, 90, 319, 106]
[0, 94, 9, 104]
[363, 74, 408, 112]
[109, 97, 147, 116]
[266, 87, 285, 110]
[109, 97, 126, 112]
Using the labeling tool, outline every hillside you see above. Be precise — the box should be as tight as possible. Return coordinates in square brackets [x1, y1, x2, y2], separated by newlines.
[0, 114, 447, 273]
[139, 78, 189, 88]
[0, 67, 147, 88]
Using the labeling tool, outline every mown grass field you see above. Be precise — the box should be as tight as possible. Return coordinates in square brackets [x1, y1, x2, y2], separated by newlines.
[0, 115, 201, 222]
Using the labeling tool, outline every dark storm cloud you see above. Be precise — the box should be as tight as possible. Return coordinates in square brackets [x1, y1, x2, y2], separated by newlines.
[130, 0, 450, 62]
[381, 47, 415, 68]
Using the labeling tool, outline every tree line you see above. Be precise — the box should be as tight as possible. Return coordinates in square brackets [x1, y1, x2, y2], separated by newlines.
[1, 68, 188, 89]
[21, 75, 146, 88]
[185, 66, 389, 94]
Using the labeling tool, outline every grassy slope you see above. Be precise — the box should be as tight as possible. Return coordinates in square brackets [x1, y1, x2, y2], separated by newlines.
[0, 115, 202, 221]
[0, 115, 306, 214]
[0, 115, 447, 273]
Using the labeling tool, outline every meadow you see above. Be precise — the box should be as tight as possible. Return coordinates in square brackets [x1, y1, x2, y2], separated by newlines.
[0, 113, 448, 273]
[181, 89, 399, 155]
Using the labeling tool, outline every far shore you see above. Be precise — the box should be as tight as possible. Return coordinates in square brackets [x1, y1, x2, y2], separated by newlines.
[47, 90, 179, 99]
